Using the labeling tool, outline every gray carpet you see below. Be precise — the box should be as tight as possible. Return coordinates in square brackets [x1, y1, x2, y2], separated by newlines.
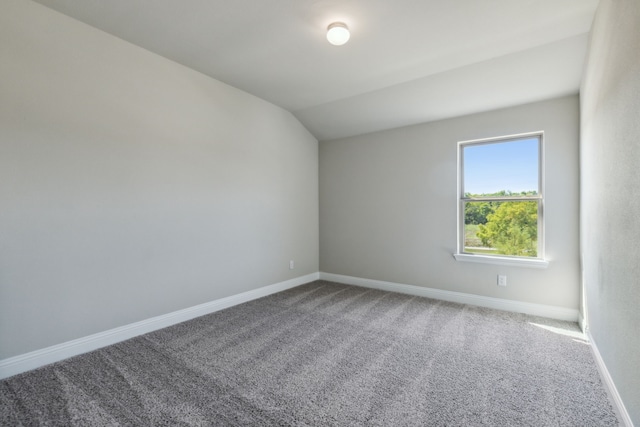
[0, 280, 618, 426]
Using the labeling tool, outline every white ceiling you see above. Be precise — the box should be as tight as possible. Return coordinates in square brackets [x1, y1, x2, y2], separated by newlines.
[31, 0, 599, 140]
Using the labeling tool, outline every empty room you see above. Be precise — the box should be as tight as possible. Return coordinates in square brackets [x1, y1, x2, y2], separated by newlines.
[1, 0, 638, 425]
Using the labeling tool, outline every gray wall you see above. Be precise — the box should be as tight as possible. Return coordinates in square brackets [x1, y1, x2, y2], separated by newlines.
[320, 96, 580, 309]
[581, 0, 640, 423]
[0, 0, 318, 360]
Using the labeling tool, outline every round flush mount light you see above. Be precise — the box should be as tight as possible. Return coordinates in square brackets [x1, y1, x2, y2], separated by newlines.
[326, 22, 350, 46]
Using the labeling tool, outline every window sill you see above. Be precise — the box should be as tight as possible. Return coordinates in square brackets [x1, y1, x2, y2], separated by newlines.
[453, 253, 549, 269]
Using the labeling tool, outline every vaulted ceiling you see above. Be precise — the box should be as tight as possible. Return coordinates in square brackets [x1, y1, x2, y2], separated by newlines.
[31, 0, 599, 140]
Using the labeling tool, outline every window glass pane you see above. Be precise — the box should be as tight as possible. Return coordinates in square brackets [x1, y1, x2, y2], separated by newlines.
[463, 138, 539, 197]
[464, 200, 538, 257]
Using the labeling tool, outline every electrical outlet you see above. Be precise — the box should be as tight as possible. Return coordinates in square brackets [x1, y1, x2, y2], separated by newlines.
[497, 275, 507, 287]
[289, 260, 295, 270]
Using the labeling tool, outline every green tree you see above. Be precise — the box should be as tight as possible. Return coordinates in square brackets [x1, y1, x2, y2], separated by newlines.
[464, 201, 495, 225]
[477, 201, 537, 256]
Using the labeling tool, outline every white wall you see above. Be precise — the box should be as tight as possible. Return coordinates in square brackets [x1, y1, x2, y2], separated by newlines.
[581, 0, 640, 424]
[320, 96, 579, 309]
[0, 0, 318, 360]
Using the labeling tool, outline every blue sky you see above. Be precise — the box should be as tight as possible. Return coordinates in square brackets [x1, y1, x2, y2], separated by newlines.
[463, 138, 539, 195]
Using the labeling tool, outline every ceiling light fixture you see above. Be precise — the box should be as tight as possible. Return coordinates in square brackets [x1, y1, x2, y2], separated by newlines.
[326, 22, 350, 46]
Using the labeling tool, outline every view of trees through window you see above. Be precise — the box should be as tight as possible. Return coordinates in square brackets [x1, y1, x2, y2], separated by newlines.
[464, 193, 538, 257]
[460, 135, 541, 258]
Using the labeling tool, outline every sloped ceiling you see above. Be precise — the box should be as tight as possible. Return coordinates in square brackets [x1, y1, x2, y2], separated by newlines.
[31, 0, 599, 140]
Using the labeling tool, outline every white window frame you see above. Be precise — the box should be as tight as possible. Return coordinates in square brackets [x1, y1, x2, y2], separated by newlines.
[453, 131, 549, 268]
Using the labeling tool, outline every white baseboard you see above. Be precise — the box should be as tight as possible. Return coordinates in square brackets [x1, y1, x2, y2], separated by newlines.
[0, 272, 319, 380]
[578, 312, 586, 333]
[587, 330, 634, 427]
[319, 272, 579, 322]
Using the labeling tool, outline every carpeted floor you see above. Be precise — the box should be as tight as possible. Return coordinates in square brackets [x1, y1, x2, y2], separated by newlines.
[0, 280, 619, 426]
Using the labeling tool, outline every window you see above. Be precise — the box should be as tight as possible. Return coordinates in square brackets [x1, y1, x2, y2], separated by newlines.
[454, 132, 548, 268]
